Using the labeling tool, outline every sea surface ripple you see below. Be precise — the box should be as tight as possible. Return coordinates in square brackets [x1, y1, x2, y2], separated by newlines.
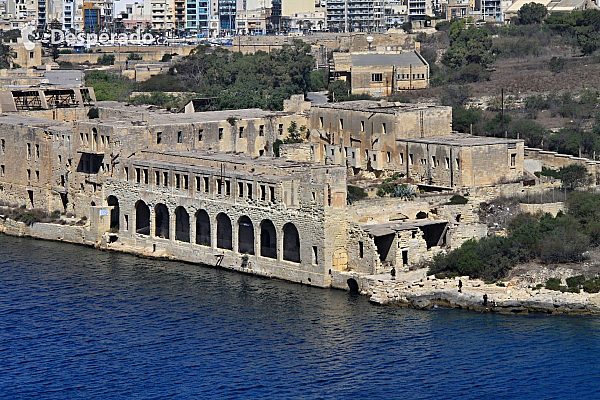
[1, 235, 600, 399]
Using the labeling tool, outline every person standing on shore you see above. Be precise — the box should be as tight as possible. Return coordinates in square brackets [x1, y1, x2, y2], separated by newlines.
[458, 279, 463, 293]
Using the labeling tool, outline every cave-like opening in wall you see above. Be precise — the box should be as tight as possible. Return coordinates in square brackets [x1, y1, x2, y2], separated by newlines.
[107, 195, 119, 230]
[135, 200, 150, 235]
[238, 216, 254, 255]
[155, 203, 170, 239]
[283, 222, 300, 263]
[175, 206, 190, 242]
[260, 219, 277, 259]
[217, 213, 232, 250]
[196, 209, 211, 246]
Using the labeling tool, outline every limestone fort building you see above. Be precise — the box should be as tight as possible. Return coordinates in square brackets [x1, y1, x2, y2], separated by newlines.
[0, 93, 524, 291]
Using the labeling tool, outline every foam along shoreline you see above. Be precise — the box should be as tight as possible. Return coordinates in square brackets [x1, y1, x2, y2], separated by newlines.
[366, 270, 600, 314]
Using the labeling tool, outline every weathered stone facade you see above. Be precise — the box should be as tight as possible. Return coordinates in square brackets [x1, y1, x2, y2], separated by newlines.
[0, 98, 526, 291]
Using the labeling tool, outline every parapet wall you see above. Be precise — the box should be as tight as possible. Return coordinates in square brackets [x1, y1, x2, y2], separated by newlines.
[525, 147, 600, 184]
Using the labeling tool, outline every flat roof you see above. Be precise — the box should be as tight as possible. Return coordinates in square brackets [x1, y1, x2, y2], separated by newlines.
[136, 149, 337, 171]
[96, 103, 294, 125]
[361, 220, 448, 237]
[0, 114, 69, 128]
[314, 100, 444, 114]
[396, 134, 523, 146]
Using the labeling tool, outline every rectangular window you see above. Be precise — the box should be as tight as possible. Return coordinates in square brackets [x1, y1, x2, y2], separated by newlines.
[456, 158, 460, 169]
[143, 169, 148, 184]
[156, 132, 162, 144]
[1, 138, 4, 155]
[278, 124, 283, 135]
[399, 153, 404, 164]
[445, 157, 450, 169]
[27, 168, 31, 181]
[35, 144, 40, 159]
[183, 175, 189, 190]
[247, 183, 253, 199]
[163, 171, 168, 186]
[387, 152, 391, 163]
[312, 246, 318, 265]
[382, 123, 387, 134]
[135, 168, 141, 183]
[359, 241, 364, 258]
[409, 154, 414, 165]
[218, 128, 223, 140]
[80, 132, 84, 142]
[60, 175, 65, 187]
[225, 180, 231, 195]
[260, 185, 266, 200]
[511, 153, 516, 167]
[196, 176, 201, 191]
[269, 186, 275, 202]
[259, 125, 264, 136]
[177, 131, 182, 143]
[238, 182, 244, 197]
[431, 156, 436, 167]
[217, 179, 223, 194]
[372, 73, 383, 82]
[0, 164, 4, 177]
[319, 117, 324, 128]
[155, 171, 161, 185]
[101, 135, 105, 146]
[198, 129, 203, 141]
[203, 177, 209, 193]
[125, 167, 129, 181]
[35, 170, 39, 181]
[175, 174, 181, 189]
[106, 136, 110, 145]
[27, 143, 31, 159]
[239, 126, 244, 138]
[339, 119, 344, 130]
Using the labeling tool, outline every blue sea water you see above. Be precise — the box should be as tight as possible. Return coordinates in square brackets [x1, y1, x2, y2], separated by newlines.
[1, 234, 600, 399]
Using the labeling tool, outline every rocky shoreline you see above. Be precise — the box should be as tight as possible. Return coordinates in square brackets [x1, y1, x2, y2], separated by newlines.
[366, 271, 600, 314]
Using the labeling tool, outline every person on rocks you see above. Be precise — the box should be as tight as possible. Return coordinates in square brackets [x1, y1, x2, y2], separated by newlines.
[458, 279, 463, 293]
[391, 267, 396, 280]
[483, 293, 488, 306]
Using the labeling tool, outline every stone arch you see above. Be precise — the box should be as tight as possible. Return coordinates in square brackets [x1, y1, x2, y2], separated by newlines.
[195, 209, 211, 246]
[154, 203, 170, 239]
[238, 216, 255, 255]
[283, 222, 301, 263]
[107, 195, 119, 230]
[135, 200, 150, 235]
[216, 213, 232, 250]
[347, 278, 359, 293]
[260, 219, 277, 259]
[416, 211, 428, 219]
[175, 206, 190, 242]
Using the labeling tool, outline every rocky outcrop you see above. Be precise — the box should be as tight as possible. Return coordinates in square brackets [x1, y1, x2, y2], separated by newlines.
[367, 273, 600, 314]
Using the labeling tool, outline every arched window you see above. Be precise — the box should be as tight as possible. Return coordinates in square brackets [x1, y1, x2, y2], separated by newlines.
[175, 206, 190, 242]
[238, 216, 254, 255]
[260, 219, 277, 259]
[216, 213, 232, 250]
[135, 200, 150, 235]
[155, 203, 170, 239]
[283, 223, 300, 263]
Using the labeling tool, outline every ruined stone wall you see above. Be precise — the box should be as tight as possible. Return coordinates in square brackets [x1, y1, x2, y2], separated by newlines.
[350, 66, 394, 96]
[525, 147, 600, 185]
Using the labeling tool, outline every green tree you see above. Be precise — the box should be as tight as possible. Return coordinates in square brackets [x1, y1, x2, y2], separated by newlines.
[559, 164, 591, 189]
[517, 3, 547, 25]
[0, 43, 14, 69]
[452, 106, 481, 134]
[442, 26, 495, 69]
[401, 22, 413, 34]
